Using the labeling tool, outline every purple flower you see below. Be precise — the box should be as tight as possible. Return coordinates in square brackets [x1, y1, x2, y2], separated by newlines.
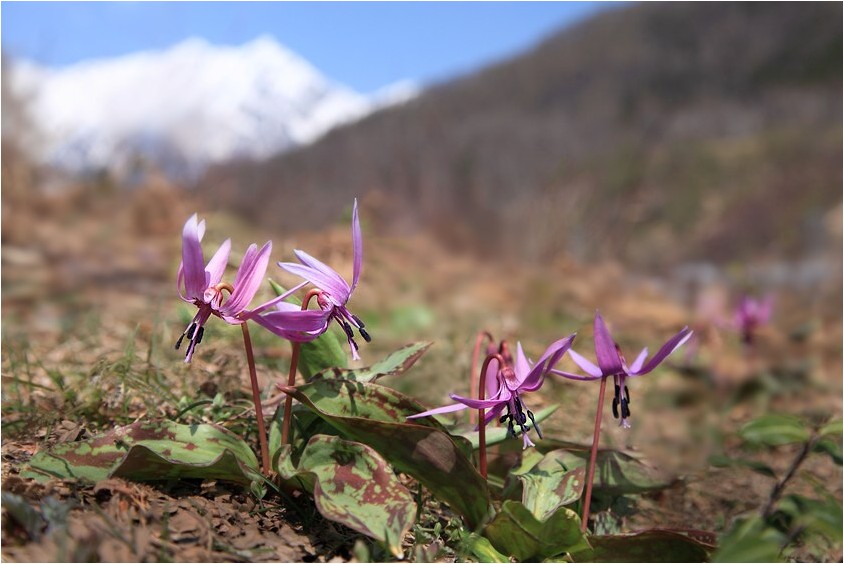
[553, 312, 692, 428]
[735, 295, 773, 345]
[408, 335, 575, 449]
[278, 199, 370, 360]
[175, 214, 315, 362]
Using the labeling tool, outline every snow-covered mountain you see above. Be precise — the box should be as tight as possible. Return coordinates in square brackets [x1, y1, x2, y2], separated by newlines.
[8, 36, 419, 178]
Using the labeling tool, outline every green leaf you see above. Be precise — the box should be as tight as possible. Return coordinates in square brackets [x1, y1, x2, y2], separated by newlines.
[776, 494, 843, 543]
[739, 415, 811, 446]
[269, 279, 347, 378]
[483, 500, 588, 561]
[812, 437, 843, 465]
[463, 532, 510, 563]
[22, 421, 261, 486]
[458, 405, 560, 450]
[535, 445, 676, 496]
[819, 419, 843, 438]
[517, 451, 586, 521]
[276, 435, 415, 557]
[281, 378, 493, 528]
[572, 529, 717, 562]
[312, 342, 432, 383]
[711, 515, 785, 562]
[708, 454, 777, 478]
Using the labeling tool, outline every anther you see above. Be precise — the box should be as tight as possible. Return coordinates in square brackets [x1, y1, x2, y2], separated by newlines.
[341, 321, 354, 340]
[186, 323, 197, 340]
[195, 327, 205, 344]
[175, 334, 185, 350]
[527, 410, 542, 439]
[625, 386, 630, 404]
[359, 327, 372, 343]
[621, 400, 630, 419]
[612, 397, 619, 419]
[352, 314, 365, 328]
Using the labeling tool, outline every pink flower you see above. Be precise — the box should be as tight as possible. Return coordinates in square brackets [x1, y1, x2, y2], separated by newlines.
[277, 199, 370, 360]
[553, 312, 692, 428]
[175, 214, 318, 362]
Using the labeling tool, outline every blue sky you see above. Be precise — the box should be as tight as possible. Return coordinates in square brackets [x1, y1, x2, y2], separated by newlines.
[2, 2, 617, 93]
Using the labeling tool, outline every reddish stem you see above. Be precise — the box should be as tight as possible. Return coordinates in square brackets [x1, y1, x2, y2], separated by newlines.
[469, 331, 494, 425]
[281, 289, 322, 445]
[241, 322, 270, 475]
[581, 375, 608, 533]
[477, 353, 504, 480]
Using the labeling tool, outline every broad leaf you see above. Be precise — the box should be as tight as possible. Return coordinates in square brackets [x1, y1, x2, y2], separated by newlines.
[813, 437, 843, 465]
[572, 529, 717, 562]
[711, 516, 785, 562]
[281, 379, 493, 528]
[22, 421, 260, 486]
[515, 450, 586, 521]
[312, 342, 432, 383]
[483, 500, 588, 561]
[276, 435, 415, 557]
[536, 444, 676, 496]
[739, 414, 811, 446]
[819, 419, 842, 438]
[269, 279, 347, 378]
[463, 533, 510, 563]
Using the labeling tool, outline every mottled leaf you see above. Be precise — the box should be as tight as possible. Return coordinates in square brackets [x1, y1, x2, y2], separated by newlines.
[711, 516, 784, 562]
[572, 529, 717, 562]
[312, 342, 431, 383]
[280, 379, 493, 528]
[276, 435, 415, 557]
[458, 405, 559, 450]
[535, 445, 676, 496]
[515, 450, 586, 520]
[708, 454, 777, 478]
[483, 500, 588, 561]
[22, 421, 260, 486]
[739, 414, 811, 446]
[269, 279, 347, 378]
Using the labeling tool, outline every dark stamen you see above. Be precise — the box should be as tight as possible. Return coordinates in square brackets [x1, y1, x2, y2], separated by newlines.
[527, 410, 542, 439]
[175, 334, 184, 350]
[625, 385, 630, 404]
[195, 326, 205, 344]
[612, 397, 619, 419]
[621, 400, 630, 418]
[499, 414, 509, 424]
[352, 314, 365, 328]
[350, 337, 359, 352]
[341, 321, 354, 340]
[186, 323, 197, 340]
[360, 327, 372, 342]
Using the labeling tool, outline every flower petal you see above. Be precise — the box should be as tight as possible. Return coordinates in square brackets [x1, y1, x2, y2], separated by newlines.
[632, 327, 693, 375]
[594, 312, 624, 375]
[279, 258, 350, 305]
[514, 342, 531, 384]
[351, 198, 362, 292]
[568, 349, 604, 377]
[448, 391, 511, 410]
[406, 402, 468, 420]
[549, 368, 604, 381]
[629, 348, 648, 373]
[205, 238, 231, 287]
[221, 242, 271, 315]
[181, 214, 207, 300]
[520, 335, 575, 392]
[247, 280, 310, 316]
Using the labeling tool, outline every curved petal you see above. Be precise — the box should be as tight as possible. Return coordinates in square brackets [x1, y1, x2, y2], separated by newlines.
[520, 335, 575, 392]
[205, 238, 231, 287]
[481, 403, 507, 427]
[181, 214, 207, 300]
[632, 327, 693, 375]
[350, 198, 362, 292]
[252, 308, 330, 334]
[549, 368, 604, 381]
[247, 280, 310, 316]
[406, 402, 468, 420]
[449, 391, 511, 410]
[514, 342, 531, 384]
[221, 242, 271, 315]
[279, 260, 350, 305]
[293, 249, 350, 300]
[628, 348, 648, 374]
[568, 349, 604, 377]
[594, 312, 624, 375]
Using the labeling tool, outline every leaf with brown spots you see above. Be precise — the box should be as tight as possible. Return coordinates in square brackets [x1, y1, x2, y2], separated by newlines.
[276, 434, 416, 557]
[21, 421, 261, 487]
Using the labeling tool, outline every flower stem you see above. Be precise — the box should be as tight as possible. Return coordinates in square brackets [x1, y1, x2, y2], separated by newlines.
[241, 322, 270, 475]
[761, 436, 816, 520]
[581, 374, 608, 533]
[469, 331, 494, 425]
[477, 353, 504, 480]
[280, 289, 322, 445]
